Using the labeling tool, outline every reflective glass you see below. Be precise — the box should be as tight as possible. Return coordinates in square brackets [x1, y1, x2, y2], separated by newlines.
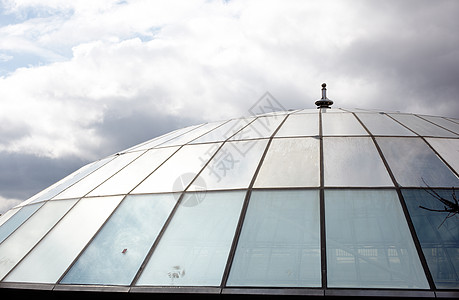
[4, 196, 123, 283]
[293, 109, 319, 114]
[61, 194, 177, 285]
[425, 138, 459, 174]
[323, 137, 393, 187]
[356, 113, 416, 136]
[227, 190, 321, 287]
[189, 139, 268, 191]
[389, 114, 457, 137]
[88, 147, 179, 197]
[27, 157, 113, 204]
[419, 115, 459, 134]
[229, 116, 286, 140]
[132, 143, 222, 194]
[0, 208, 19, 227]
[54, 152, 145, 200]
[157, 121, 225, 147]
[190, 118, 252, 144]
[0, 203, 43, 244]
[403, 189, 459, 289]
[322, 113, 367, 136]
[275, 114, 319, 137]
[321, 108, 346, 113]
[377, 137, 459, 187]
[325, 189, 429, 288]
[0, 199, 77, 280]
[132, 124, 203, 151]
[136, 191, 245, 286]
[254, 138, 320, 188]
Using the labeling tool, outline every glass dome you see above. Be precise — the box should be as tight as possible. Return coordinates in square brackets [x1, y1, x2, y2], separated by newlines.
[0, 107, 458, 298]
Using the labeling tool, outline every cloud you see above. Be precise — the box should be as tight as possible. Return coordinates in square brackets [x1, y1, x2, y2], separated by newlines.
[0, 0, 458, 212]
[0, 195, 22, 215]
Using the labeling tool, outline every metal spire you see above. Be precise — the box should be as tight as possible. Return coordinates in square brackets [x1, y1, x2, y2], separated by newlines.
[315, 83, 334, 108]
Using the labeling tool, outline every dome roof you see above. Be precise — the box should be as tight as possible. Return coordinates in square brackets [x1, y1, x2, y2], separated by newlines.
[0, 107, 458, 298]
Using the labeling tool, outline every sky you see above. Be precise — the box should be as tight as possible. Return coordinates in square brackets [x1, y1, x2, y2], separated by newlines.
[0, 0, 458, 213]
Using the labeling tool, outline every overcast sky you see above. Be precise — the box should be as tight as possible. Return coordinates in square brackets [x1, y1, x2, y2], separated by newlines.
[0, 0, 458, 213]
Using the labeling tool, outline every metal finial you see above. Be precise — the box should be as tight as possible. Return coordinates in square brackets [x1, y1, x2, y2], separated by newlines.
[315, 83, 333, 108]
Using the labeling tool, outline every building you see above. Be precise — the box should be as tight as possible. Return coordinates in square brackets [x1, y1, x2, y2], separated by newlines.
[0, 88, 458, 299]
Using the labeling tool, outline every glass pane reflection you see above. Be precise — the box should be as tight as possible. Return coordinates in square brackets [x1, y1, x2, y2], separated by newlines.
[323, 137, 393, 187]
[403, 189, 459, 289]
[0, 200, 76, 280]
[0, 203, 43, 244]
[325, 189, 429, 288]
[389, 114, 457, 138]
[377, 137, 459, 187]
[254, 138, 320, 188]
[61, 194, 177, 285]
[189, 140, 268, 191]
[4, 196, 123, 283]
[227, 190, 321, 287]
[136, 191, 245, 286]
[322, 113, 367, 136]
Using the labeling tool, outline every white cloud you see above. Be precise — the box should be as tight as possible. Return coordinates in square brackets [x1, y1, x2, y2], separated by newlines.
[0, 0, 458, 163]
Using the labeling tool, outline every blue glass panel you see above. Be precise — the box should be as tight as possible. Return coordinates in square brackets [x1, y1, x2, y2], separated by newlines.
[0, 203, 43, 244]
[61, 194, 177, 285]
[136, 191, 245, 286]
[403, 189, 459, 289]
[325, 189, 429, 288]
[227, 190, 321, 287]
[377, 137, 459, 187]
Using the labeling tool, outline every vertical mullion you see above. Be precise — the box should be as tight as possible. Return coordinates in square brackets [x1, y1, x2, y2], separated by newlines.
[319, 108, 327, 289]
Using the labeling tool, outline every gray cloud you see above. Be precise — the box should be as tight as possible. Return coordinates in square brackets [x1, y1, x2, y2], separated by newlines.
[0, 0, 458, 214]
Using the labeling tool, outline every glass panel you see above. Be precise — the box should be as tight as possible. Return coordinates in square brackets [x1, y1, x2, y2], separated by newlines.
[325, 189, 429, 288]
[425, 138, 459, 174]
[53, 152, 145, 200]
[275, 114, 319, 137]
[227, 190, 321, 287]
[132, 124, 203, 151]
[61, 194, 177, 285]
[27, 157, 113, 204]
[254, 138, 320, 188]
[136, 191, 245, 286]
[0, 199, 77, 280]
[356, 113, 416, 136]
[0, 208, 19, 228]
[419, 115, 459, 134]
[229, 116, 285, 140]
[157, 121, 226, 147]
[121, 128, 179, 153]
[292, 108, 318, 114]
[389, 114, 457, 137]
[322, 113, 367, 136]
[321, 108, 346, 113]
[190, 119, 252, 144]
[4, 196, 123, 283]
[377, 137, 459, 187]
[323, 137, 393, 187]
[132, 143, 222, 194]
[88, 147, 179, 197]
[403, 189, 459, 289]
[0, 203, 43, 244]
[189, 140, 268, 191]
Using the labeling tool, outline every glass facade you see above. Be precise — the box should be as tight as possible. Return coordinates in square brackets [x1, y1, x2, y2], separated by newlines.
[0, 109, 458, 295]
